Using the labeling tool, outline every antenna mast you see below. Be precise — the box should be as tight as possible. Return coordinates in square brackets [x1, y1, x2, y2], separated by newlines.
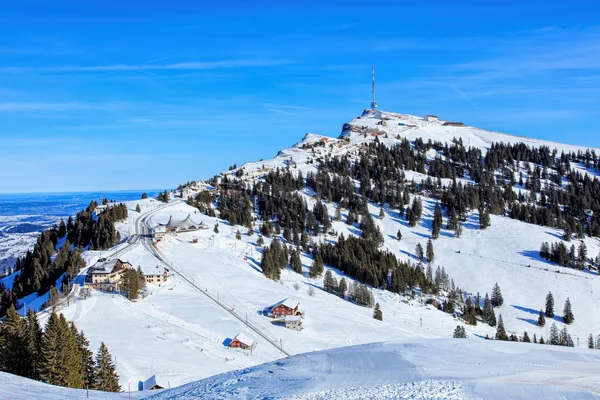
[371, 66, 377, 110]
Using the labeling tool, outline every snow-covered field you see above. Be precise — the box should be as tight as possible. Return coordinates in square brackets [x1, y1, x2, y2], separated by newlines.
[148, 339, 600, 399]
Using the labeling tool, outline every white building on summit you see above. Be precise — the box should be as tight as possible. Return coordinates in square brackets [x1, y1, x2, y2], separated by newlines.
[164, 214, 208, 232]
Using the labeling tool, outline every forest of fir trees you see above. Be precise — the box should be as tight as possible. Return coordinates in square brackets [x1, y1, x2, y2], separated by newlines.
[0, 306, 120, 392]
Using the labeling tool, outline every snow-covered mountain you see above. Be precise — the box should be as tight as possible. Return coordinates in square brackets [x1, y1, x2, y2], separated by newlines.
[6, 109, 600, 398]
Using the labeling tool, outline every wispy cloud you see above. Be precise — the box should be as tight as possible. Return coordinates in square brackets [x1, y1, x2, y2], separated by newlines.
[0, 59, 293, 74]
[263, 103, 310, 110]
[267, 108, 297, 116]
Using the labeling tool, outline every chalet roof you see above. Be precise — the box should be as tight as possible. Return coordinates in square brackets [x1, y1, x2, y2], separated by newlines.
[285, 315, 302, 322]
[140, 375, 164, 391]
[153, 225, 167, 234]
[269, 298, 299, 310]
[138, 264, 166, 277]
[92, 259, 129, 274]
[234, 333, 255, 347]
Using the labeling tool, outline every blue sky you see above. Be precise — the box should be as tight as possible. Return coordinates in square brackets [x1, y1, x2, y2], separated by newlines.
[1, 1, 600, 193]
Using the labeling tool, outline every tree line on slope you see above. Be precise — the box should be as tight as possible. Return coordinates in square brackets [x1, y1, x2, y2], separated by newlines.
[0, 201, 128, 317]
[0, 306, 120, 392]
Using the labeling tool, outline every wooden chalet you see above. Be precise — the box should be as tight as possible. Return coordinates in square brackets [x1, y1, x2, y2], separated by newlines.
[268, 298, 300, 318]
[138, 375, 164, 391]
[230, 333, 255, 350]
[442, 121, 466, 127]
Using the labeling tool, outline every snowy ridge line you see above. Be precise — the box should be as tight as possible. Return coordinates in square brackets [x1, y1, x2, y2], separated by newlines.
[138, 205, 292, 357]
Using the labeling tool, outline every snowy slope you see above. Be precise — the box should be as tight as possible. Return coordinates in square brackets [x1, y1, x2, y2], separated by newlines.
[148, 339, 600, 399]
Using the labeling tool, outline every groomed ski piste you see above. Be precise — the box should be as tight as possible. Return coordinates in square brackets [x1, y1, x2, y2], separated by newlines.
[4, 110, 600, 398]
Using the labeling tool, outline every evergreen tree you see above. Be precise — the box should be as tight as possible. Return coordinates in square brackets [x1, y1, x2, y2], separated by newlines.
[135, 204, 141, 213]
[324, 270, 335, 293]
[236, 230, 242, 240]
[373, 303, 383, 321]
[454, 222, 463, 238]
[453, 325, 467, 338]
[549, 323, 560, 345]
[589, 334, 595, 349]
[94, 343, 120, 392]
[537, 309, 546, 327]
[545, 292, 555, 318]
[415, 243, 424, 262]
[72, 323, 95, 389]
[539, 336, 545, 344]
[310, 252, 324, 278]
[141, 192, 148, 199]
[522, 331, 531, 343]
[479, 207, 490, 230]
[213, 223, 219, 234]
[426, 239, 434, 264]
[396, 229, 402, 241]
[378, 207, 385, 220]
[0, 305, 28, 376]
[39, 311, 61, 385]
[563, 297, 574, 324]
[432, 202, 443, 239]
[290, 249, 302, 274]
[24, 309, 43, 380]
[257, 235, 264, 246]
[338, 277, 347, 298]
[533, 333, 537, 343]
[495, 314, 508, 341]
[490, 283, 503, 307]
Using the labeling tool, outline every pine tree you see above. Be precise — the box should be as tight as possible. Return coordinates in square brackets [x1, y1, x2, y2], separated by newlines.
[454, 222, 463, 238]
[72, 323, 95, 389]
[378, 207, 385, 220]
[39, 311, 61, 385]
[432, 202, 442, 239]
[0, 305, 28, 376]
[373, 303, 383, 321]
[257, 235, 264, 246]
[495, 314, 508, 341]
[290, 249, 302, 274]
[24, 309, 43, 380]
[213, 223, 219, 234]
[588, 334, 595, 349]
[539, 336, 545, 344]
[135, 204, 141, 213]
[545, 291, 554, 318]
[549, 323, 560, 345]
[563, 297, 574, 324]
[490, 283, 503, 307]
[415, 243, 424, 262]
[235, 230, 242, 240]
[426, 239, 434, 263]
[396, 229, 402, 241]
[533, 333, 537, 343]
[453, 325, 467, 338]
[338, 277, 347, 298]
[324, 270, 335, 293]
[522, 331, 531, 343]
[94, 343, 120, 392]
[537, 309, 546, 327]
[310, 252, 324, 278]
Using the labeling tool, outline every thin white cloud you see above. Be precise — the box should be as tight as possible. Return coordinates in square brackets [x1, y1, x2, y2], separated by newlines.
[0, 59, 293, 74]
[263, 103, 310, 110]
[267, 108, 297, 116]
